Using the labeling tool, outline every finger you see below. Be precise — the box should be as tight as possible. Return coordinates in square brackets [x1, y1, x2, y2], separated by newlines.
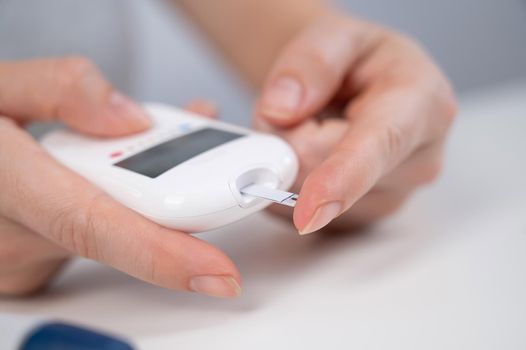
[375, 143, 444, 192]
[263, 118, 347, 218]
[293, 81, 452, 235]
[257, 15, 378, 126]
[274, 118, 348, 188]
[0, 58, 151, 136]
[327, 146, 444, 230]
[0, 120, 241, 298]
[0, 216, 69, 296]
[185, 99, 218, 119]
[0, 216, 70, 264]
[327, 187, 413, 231]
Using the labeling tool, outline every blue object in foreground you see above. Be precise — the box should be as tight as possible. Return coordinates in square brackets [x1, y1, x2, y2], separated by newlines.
[20, 323, 134, 350]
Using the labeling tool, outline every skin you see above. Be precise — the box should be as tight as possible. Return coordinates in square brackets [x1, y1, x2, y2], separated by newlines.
[0, 59, 240, 298]
[0, 3, 456, 297]
[175, 3, 456, 231]
[254, 14, 457, 233]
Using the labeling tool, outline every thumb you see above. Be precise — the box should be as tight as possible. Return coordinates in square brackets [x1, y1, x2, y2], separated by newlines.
[257, 15, 373, 126]
[185, 99, 219, 119]
[0, 57, 151, 137]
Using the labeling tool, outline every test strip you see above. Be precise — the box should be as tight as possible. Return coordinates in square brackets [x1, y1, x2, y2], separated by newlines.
[240, 184, 298, 207]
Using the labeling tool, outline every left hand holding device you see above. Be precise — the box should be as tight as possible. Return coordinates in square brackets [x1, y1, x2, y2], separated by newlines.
[0, 58, 241, 298]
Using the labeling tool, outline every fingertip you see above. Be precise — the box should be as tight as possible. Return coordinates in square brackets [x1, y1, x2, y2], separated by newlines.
[120, 229, 242, 297]
[292, 190, 320, 235]
[189, 275, 242, 298]
[76, 92, 152, 137]
[293, 203, 311, 234]
[296, 201, 342, 235]
[292, 156, 351, 234]
[105, 91, 152, 134]
[164, 232, 242, 297]
[185, 100, 218, 119]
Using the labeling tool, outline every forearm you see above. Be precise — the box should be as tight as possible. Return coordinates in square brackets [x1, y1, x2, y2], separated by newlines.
[174, 0, 329, 88]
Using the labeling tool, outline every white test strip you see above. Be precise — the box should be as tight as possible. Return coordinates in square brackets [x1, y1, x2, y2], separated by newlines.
[240, 184, 298, 207]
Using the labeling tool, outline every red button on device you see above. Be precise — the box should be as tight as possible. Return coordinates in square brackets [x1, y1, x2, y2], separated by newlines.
[110, 151, 123, 158]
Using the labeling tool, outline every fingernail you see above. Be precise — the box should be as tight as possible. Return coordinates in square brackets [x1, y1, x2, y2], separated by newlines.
[261, 77, 302, 120]
[189, 275, 241, 298]
[299, 201, 342, 235]
[109, 91, 151, 128]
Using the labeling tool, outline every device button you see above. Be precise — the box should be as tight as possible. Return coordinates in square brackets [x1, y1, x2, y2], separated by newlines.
[110, 151, 123, 158]
[179, 122, 193, 133]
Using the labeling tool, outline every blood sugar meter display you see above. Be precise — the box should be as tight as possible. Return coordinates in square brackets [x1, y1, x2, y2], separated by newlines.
[41, 103, 299, 232]
[114, 128, 244, 178]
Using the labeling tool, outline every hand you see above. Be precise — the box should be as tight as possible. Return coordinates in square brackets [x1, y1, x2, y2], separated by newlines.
[0, 58, 241, 297]
[255, 13, 457, 234]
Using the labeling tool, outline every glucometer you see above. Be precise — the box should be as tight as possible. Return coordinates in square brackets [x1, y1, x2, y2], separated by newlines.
[41, 103, 299, 232]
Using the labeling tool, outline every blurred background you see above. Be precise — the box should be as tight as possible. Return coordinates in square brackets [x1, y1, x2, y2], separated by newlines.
[0, 0, 525, 125]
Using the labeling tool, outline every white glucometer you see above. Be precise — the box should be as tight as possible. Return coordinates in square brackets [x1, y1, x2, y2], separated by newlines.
[41, 103, 298, 232]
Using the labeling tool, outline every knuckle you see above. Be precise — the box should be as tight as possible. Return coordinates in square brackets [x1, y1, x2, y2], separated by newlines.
[54, 56, 100, 94]
[61, 56, 98, 78]
[142, 237, 171, 284]
[381, 123, 405, 164]
[384, 32, 459, 128]
[289, 43, 341, 82]
[48, 195, 104, 261]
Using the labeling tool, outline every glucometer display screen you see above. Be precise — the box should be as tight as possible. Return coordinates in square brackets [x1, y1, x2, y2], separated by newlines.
[114, 128, 244, 178]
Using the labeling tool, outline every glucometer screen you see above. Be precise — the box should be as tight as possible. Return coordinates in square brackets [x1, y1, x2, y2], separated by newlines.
[114, 128, 244, 178]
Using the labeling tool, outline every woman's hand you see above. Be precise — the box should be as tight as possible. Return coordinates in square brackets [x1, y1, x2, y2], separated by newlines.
[0, 58, 241, 297]
[255, 13, 457, 234]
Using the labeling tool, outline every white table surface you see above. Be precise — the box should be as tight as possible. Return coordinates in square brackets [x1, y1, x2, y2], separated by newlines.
[1, 81, 525, 350]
